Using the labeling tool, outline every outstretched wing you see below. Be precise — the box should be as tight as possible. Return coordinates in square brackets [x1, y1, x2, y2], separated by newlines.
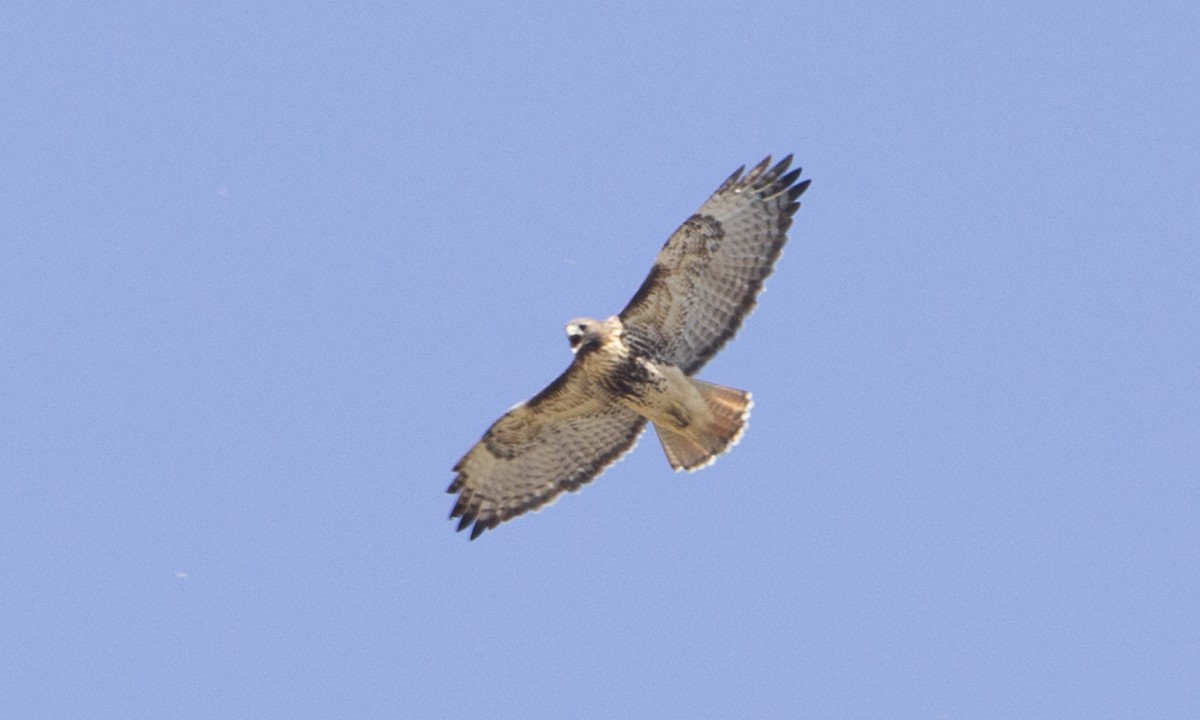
[619, 156, 810, 374]
[448, 365, 647, 540]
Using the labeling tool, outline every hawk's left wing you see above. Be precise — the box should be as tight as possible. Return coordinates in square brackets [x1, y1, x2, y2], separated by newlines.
[620, 156, 810, 374]
[448, 364, 647, 539]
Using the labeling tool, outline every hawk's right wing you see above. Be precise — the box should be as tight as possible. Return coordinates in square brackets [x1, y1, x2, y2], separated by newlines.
[448, 365, 647, 540]
[619, 156, 810, 374]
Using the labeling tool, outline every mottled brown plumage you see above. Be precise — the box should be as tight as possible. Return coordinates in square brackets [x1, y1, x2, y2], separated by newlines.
[449, 156, 810, 539]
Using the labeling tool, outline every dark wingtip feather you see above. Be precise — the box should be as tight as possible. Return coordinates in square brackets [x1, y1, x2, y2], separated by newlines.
[449, 492, 470, 518]
[716, 164, 746, 193]
[744, 156, 772, 183]
[777, 168, 802, 190]
[768, 154, 793, 179]
[790, 178, 812, 202]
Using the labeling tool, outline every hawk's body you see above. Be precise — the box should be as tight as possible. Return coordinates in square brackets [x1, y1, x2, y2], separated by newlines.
[449, 156, 810, 538]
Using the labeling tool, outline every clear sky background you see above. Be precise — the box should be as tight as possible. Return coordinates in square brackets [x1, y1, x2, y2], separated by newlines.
[2, 2, 1198, 718]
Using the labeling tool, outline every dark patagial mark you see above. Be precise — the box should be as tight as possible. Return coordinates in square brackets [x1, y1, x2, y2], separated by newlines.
[620, 263, 668, 322]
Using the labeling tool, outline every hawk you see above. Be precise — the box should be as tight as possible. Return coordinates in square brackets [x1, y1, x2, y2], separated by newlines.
[449, 156, 810, 539]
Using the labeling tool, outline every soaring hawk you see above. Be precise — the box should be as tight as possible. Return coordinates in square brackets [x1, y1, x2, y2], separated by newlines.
[448, 156, 810, 539]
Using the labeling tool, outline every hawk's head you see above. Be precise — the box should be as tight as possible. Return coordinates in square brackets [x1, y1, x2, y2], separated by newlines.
[566, 317, 614, 355]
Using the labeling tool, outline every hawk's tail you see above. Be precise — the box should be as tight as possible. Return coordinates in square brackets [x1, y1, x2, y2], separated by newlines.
[653, 380, 752, 472]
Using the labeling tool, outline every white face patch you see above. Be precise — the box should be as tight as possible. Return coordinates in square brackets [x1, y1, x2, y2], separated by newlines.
[566, 323, 586, 353]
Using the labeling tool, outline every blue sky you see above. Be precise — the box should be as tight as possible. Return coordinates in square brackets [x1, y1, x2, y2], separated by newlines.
[3, 2, 1198, 718]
